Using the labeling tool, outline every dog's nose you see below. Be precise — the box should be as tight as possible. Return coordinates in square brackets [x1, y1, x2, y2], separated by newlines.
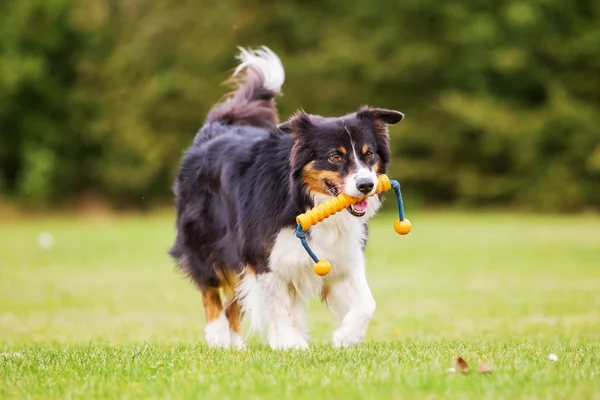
[356, 178, 375, 194]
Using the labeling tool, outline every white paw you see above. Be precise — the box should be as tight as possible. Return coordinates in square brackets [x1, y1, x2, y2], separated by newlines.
[271, 339, 309, 350]
[204, 314, 231, 348]
[332, 328, 364, 348]
[269, 331, 309, 350]
[230, 332, 245, 349]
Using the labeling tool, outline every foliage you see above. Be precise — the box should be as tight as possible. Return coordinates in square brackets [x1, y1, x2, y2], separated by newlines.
[1, 0, 599, 210]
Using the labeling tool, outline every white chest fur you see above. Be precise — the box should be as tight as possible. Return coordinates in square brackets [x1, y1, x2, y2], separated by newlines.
[268, 195, 381, 299]
[238, 195, 382, 348]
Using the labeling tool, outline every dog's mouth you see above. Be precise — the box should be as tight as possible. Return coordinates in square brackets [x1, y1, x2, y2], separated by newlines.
[324, 180, 368, 217]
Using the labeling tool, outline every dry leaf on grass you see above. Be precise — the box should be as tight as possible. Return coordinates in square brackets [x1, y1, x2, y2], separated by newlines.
[477, 364, 492, 374]
[456, 357, 469, 374]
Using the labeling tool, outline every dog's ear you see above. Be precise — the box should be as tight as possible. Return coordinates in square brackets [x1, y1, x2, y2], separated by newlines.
[277, 121, 292, 133]
[356, 106, 404, 125]
[288, 112, 318, 202]
[356, 106, 401, 170]
[279, 110, 315, 136]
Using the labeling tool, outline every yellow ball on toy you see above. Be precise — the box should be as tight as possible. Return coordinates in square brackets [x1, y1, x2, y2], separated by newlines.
[394, 219, 412, 235]
[313, 260, 331, 276]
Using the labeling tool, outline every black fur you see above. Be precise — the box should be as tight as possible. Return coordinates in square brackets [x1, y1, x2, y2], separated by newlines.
[170, 66, 403, 289]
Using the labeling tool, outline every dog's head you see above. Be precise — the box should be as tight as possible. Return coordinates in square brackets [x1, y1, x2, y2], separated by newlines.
[282, 106, 404, 217]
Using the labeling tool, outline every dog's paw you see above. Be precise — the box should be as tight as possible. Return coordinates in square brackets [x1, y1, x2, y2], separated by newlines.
[332, 329, 364, 348]
[204, 316, 231, 348]
[270, 339, 309, 350]
[269, 332, 309, 350]
[266, 324, 309, 350]
[230, 332, 245, 349]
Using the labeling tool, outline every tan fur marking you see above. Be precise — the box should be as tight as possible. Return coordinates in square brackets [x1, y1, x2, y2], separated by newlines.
[321, 285, 330, 303]
[222, 269, 243, 334]
[337, 146, 347, 155]
[372, 160, 383, 174]
[302, 161, 344, 194]
[225, 299, 242, 334]
[362, 144, 369, 154]
[216, 269, 241, 297]
[202, 287, 223, 323]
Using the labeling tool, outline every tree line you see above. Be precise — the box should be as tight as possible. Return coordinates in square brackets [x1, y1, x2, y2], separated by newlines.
[1, 0, 599, 211]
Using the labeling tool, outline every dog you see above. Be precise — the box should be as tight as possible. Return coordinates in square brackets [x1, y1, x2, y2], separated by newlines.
[170, 46, 404, 349]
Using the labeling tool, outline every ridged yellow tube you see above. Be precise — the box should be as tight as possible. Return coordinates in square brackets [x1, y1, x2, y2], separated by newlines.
[296, 174, 392, 231]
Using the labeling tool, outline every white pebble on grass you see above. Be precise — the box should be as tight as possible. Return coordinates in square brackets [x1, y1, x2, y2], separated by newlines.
[38, 232, 54, 249]
[548, 353, 558, 361]
[447, 368, 456, 373]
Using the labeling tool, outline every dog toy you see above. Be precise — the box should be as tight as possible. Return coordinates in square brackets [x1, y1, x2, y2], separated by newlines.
[295, 174, 411, 276]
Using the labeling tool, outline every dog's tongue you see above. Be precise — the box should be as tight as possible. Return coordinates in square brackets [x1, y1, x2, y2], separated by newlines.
[353, 199, 368, 212]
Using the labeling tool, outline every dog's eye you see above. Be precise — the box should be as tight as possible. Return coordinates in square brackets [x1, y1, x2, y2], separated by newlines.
[364, 150, 374, 160]
[328, 154, 343, 163]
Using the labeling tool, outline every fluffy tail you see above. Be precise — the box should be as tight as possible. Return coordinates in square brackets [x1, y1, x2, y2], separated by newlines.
[206, 46, 285, 128]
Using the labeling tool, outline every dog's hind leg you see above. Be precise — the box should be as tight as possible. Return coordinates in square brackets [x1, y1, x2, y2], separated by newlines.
[225, 298, 244, 348]
[176, 253, 232, 347]
[220, 272, 245, 349]
[200, 284, 231, 348]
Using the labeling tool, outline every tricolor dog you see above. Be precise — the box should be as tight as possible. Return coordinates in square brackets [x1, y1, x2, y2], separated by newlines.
[170, 47, 404, 349]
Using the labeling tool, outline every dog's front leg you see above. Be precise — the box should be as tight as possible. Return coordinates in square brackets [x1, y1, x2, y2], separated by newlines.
[325, 260, 376, 348]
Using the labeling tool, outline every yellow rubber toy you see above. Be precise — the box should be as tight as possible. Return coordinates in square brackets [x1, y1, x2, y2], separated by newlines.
[296, 174, 392, 230]
[295, 174, 410, 276]
[394, 218, 412, 235]
[313, 260, 331, 276]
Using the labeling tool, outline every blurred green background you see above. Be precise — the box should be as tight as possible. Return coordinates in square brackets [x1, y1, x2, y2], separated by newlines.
[2, 3, 600, 397]
[1, 0, 600, 211]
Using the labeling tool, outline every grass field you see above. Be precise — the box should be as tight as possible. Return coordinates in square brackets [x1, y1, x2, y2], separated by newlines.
[1, 210, 599, 399]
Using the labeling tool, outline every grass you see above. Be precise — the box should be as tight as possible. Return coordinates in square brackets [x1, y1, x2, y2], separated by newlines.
[1, 209, 599, 399]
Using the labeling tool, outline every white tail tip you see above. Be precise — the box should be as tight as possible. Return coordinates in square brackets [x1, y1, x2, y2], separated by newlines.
[234, 46, 285, 93]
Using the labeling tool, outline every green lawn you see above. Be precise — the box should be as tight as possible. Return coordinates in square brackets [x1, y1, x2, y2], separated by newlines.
[1, 210, 599, 399]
